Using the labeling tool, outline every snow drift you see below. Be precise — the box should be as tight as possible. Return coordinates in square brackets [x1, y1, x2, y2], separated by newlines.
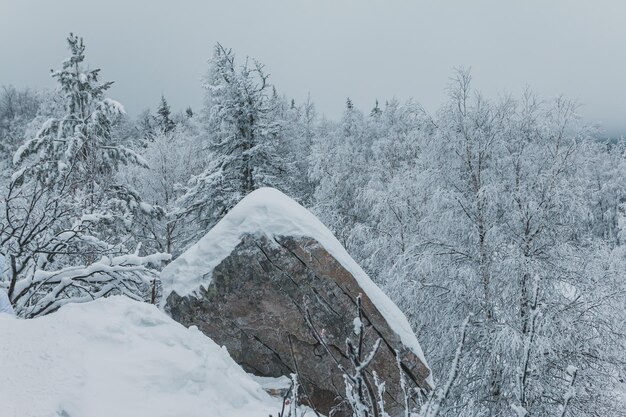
[0, 296, 281, 417]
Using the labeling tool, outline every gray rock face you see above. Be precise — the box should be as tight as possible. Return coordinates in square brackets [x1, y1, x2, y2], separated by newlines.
[166, 234, 430, 416]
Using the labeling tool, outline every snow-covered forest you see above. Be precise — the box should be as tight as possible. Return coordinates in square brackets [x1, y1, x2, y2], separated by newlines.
[1, 32, 625, 417]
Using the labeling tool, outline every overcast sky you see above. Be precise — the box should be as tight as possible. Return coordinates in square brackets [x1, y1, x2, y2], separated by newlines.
[1, 1, 625, 136]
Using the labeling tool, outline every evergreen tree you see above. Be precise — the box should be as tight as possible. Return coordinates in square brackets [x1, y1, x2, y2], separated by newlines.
[137, 108, 156, 143]
[155, 95, 175, 134]
[1, 34, 167, 317]
[370, 99, 382, 117]
[14, 34, 146, 200]
[176, 43, 284, 236]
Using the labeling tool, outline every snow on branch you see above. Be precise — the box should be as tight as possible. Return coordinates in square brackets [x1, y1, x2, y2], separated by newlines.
[420, 315, 471, 417]
[13, 252, 170, 318]
[558, 366, 578, 417]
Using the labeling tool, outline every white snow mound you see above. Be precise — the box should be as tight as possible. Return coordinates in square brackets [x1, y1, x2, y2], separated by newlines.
[0, 296, 281, 417]
[161, 187, 431, 373]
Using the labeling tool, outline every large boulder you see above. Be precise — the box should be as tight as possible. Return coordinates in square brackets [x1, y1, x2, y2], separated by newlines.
[162, 188, 431, 416]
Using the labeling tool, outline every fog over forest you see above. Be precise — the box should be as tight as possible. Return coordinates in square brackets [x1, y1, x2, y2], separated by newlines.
[2, 1, 626, 137]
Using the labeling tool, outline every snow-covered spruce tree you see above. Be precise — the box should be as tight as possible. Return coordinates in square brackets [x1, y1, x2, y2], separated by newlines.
[176, 43, 288, 240]
[0, 34, 169, 317]
[155, 94, 176, 135]
[132, 95, 179, 147]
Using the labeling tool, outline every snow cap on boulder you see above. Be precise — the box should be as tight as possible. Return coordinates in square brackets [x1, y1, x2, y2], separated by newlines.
[162, 188, 428, 366]
[162, 188, 432, 415]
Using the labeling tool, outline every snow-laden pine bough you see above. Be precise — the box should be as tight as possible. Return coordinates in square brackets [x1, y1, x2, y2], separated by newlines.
[0, 33, 169, 317]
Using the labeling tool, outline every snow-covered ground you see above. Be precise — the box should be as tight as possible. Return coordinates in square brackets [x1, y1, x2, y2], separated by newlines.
[0, 296, 282, 417]
[161, 187, 430, 379]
